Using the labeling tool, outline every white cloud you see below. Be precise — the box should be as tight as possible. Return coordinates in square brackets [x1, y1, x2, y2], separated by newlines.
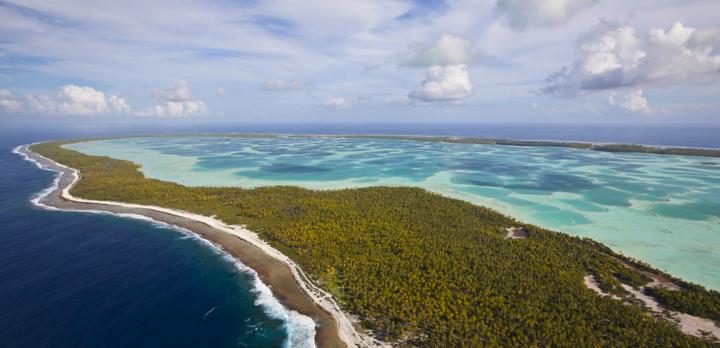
[645, 23, 720, 85]
[400, 34, 477, 67]
[151, 80, 192, 102]
[321, 97, 351, 110]
[541, 22, 720, 97]
[24, 94, 55, 114]
[607, 89, 649, 113]
[496, 0, 598, 31]
[579, 26, 645, 75]
[137, 80, 207, 117]
[55, 85, 130, 115]
[7, 82, 205, 117]
[262, 79, 308, 91]
[409, 64, 473, 102]
[107, 94, 131, 114]
[1, 0, 719, 123]
[402, 35, 483, 103]
[216, 88, 225, 97]
[136, 100, 207, 117]
[0, 90, 22, 113]
[21, 85, 130, 116]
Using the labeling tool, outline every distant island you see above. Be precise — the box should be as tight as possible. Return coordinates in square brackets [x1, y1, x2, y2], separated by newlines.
[345, 135, 720, 157]
[65, 133, 720, 158]
[20, 137, 720, 347]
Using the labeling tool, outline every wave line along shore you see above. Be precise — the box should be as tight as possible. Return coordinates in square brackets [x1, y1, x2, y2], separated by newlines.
[15, 143, 383, 348]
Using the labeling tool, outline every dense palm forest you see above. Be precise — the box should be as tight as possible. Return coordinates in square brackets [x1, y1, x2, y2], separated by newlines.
[31, 141, 720, 347]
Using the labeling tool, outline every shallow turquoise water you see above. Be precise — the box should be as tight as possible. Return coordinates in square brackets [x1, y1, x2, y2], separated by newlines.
[67, 137, 720, 290]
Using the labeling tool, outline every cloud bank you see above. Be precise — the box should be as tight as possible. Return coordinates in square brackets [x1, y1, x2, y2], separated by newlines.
[0, 90, 22, 113]
[540, 22, 720, 97]
[19, 85, 131, 116]
[3, 81, 207, 117]
[1, 0, 719, 123]
[56, 85, 131, 115]
[608, 89, 649, 113]
[136, 80, 207, 117]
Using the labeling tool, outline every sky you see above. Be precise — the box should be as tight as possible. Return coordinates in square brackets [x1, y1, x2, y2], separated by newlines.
[0, 0, 719, 126]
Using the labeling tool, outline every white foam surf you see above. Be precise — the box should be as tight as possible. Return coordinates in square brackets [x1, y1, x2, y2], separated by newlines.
[157, 223, 317, 348]
[12, 144, 317, 348]
[13, 145, 63, 210]
[154, 221, 317, 348]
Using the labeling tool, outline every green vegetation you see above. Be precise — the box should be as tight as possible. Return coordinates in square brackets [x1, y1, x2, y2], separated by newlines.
[646, 285, 720, 322]
[31, 140, 720, 347]
[592, 144, 720, 157]
[342, 135, 497, 144]
[494, 140, 593, 148]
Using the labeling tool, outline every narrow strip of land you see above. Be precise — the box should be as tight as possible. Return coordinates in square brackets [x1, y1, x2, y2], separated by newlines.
[18, 144, 380, 348]
[21, 139, 720, 347]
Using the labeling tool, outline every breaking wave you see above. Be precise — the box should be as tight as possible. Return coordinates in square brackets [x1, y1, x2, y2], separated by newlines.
[13, 145, 317, 348]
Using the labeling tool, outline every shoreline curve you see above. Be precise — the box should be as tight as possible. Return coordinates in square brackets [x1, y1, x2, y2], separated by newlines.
[15, 143, 383, 348]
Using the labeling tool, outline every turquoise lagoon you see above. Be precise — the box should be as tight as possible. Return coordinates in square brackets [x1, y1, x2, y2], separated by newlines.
[66, 137, 720, 289]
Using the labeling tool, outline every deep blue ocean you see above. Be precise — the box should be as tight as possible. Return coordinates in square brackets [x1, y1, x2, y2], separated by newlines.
[0, 132, 288, 348]
[1, 123, 718, 348]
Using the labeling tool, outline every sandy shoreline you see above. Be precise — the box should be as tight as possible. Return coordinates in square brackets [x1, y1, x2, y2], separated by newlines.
[16, 144, 382, 348]
[583, 274, 720, 340]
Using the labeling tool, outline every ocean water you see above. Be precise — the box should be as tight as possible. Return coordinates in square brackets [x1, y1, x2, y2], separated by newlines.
[2, 123, 719, 347]
[0, 134, 302, 347]
[66, 136, 720, 290]
[187, 123, 720, 149]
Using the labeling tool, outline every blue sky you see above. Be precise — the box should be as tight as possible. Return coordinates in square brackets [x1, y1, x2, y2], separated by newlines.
[0, 0, 719, 125]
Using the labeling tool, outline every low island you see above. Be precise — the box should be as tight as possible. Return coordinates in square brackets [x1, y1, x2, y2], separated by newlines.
[19, 137, 720, 347]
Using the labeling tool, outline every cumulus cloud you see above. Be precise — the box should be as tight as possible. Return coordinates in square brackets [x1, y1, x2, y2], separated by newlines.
[399, 34, 500, 69]
[607, 89, 650, 113]
[409, 64, 473, 102]
[262, 79, 308, 91]
[540, 22, 720, 97]
[20, 85, 130, 116]
[151, 80, 193, 102]
[645, 23, 720, 84]
[55, 85, 131, 115]
[24, 94, 55, 114]
[321, 97, 351, 110]
[5, 82, 208, 117]
[400, 34, 480, 67]
[137, 80, 207, 117]
[496, 0, 598, 31]
[136, 101, 207, 117]
[109, 95, 131, 113]
[402, 35, 482, 103]
[0, 90, 22, 113]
